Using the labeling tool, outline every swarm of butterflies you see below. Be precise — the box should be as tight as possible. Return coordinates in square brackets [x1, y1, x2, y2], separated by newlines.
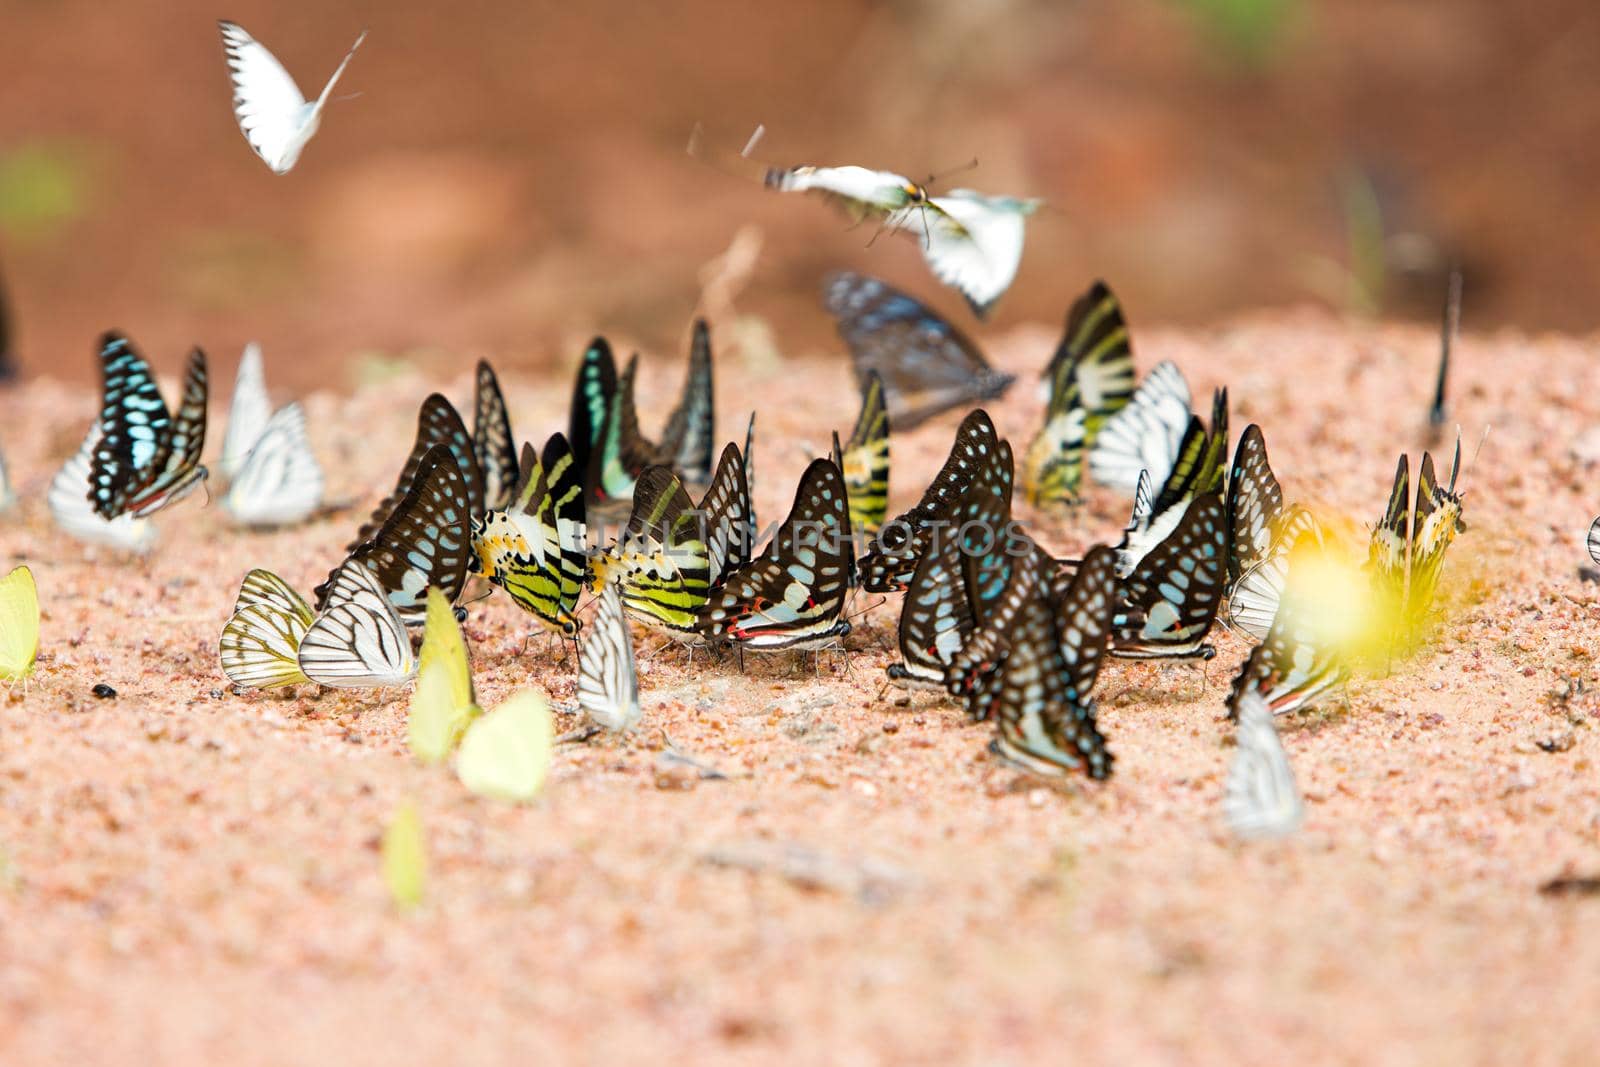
[0, 22, 1479, 836]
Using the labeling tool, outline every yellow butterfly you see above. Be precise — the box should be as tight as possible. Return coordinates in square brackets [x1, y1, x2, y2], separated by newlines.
[0, 565, 40, 681]
[381, 801, 427, 910]
[409, 586, 554, 802]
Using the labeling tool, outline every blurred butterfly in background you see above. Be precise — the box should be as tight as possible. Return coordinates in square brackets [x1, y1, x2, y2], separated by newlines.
[588, 466, 710, 638]
[1223, 688, 1304, 840]
[1228, 533, 1350, 718]
[824, 273, 1014, 431]
[770, 167, 1039, 317]
[858, 410, 998, 592]
[1426, 267, 1462, 446]
[1022, 279, 1136, 505]
[320, 445, 473, 626]
[219, 20, 367, 175]
[0, 254, 13, 380]
[577, 584, 642, 734]
[89, 333, 210, 520]
[48, 426, 159, 553]
[0, 440, 15, 514]
[1366, 441, 1466, 642]
[1088, 361, 1192, 497]
[1111, 492, 1227, 660]
[406, 587, 554, 802]
[471, 437, 587, 636]
[299, 558, 416, 688]
[0, 565, 40, 682]
[219, 344, 326, 527]
[474, 360, 520, 511]
[1587, 516, 1600, 569]
[697, 457, 855, 650]
[835, 370, 890, 537]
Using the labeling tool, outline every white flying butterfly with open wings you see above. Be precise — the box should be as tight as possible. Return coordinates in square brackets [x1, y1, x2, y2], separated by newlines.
[218, 344, 325, 527]
[764, 163, 1039, 318]
[219, 21, 367, 175]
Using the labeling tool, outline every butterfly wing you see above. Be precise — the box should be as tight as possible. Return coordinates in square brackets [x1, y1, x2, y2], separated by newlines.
[590, 466, 710, 635]
[409, 586, 479, 762]
[473, 360, 519, 511]
[1088, 361, 1192, 496]
[49, 425, 157, 552]
[656, 319, 716, 485]
[222, 402, 324, 526]
[1054, 545, 1117, 705]
[1226, 424, 1284, 583]
[1366, 455, 1411, 623]
[578, 584, 641, 732]
[823, 272, 1012, 431]
[218, 21, 312, 174]
[0, 565, 39, 681]
[325, 446, 473, 625]
[840, 370, 891, 537]
[568, 337, 618, 485]
[456, 691, 553, 803]
[699, 441, 754, 585]
[123, 346, 209, 518]
[765, 164, 917, 222]
[1112, 493, 1227, 659]
[299, 559, 417, 687]
[219, 342, 272, 480]
[918, 190, 1038, 318]
[219, 569, 315, 690]
[351, 394, 480, 551]
[1224, 689, 1304, 839]
[89, 333, 171, 518]
[1407, 445, 1465, 624]
[1589, 517, 1600, 568]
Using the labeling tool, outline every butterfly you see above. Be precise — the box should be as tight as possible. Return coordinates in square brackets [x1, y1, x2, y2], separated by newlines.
[1588, 516, 1600, 570]
[836, 369, 890, 537]
[568, 337, 620, 499]
[1225, 505, 1325, 640]
[218, 20, 367, 174]
[219, 568, 317, 689]
[857, 409, 998, 592]
[772, 168, 1039, 316]
[697, 457, 855, 650]
[1112, 388, 1229, 577]
[474, 360, 519, 511]
[588, 466, 711, 637]
[381, 801, 427, 910]
[1087, 360, 1192, 496]
[299, 558, 417, 687]
[1228, 535, 1350, 716]
[0, 256, 12, 378]
[699, 440, 755, 587]
[351, 394, 481, 552]
[961, 545, 1117, 779]
[1111, 492, 1227, 660]
[48, 426, 158, 553]
[89, 333, 209, 519]
[406, 586, 554, 802]
[655, 318, 717, 486]
[889, 438, 1014, 691]
[1366, 441, 1466, 640]
[0, 565, 40, 682]
[0, 440, 15, 514]
[578, 584, 642, 733]
[1427, 268, 1462, 444]
[222, 402, 325, 527]
[1022, 280, 1137, 505]
[218, 342, 272, 481]
[471, 436, 588, 636]
[1223, 688, 1304, 840]
[1225, 424, 1284, 586]
[319, 445, 473, 626]
[823, 273, 1014, 431]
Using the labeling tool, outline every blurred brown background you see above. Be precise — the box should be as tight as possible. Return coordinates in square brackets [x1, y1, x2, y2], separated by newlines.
[0, 0, 1595, 390]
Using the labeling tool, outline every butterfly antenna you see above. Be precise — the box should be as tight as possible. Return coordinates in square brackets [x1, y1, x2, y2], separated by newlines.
[740, 124, 767, 159]
[844, 595, 886, 624]
[1428, 266, 1461, 438]
[922, 156, 980, 190]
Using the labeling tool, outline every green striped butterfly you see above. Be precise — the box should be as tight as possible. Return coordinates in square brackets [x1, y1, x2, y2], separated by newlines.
[589, 466, 711, 637]
[471, 435, 588, 636]
[837, 370, 890, 537]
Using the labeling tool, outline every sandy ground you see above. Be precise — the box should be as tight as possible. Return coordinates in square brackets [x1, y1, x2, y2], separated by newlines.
[0, 314, 1598, 1066]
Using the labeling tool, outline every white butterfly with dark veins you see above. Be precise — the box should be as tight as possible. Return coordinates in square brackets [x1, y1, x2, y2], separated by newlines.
[48, 426, 158, 553]
[1224, 689, 1304, 840]
[297, 559, 416, 688]
[219, 343, 325, 527]
[766, 164, 1039, 318]
[577, 584, 642, 733]
[219, 21, 367, 175]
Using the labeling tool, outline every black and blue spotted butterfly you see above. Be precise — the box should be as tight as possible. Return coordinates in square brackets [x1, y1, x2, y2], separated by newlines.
[823, 272, 1014, 431]
[89, 332, 210, 519]
[1111, 492, 1227, 660]
[318, 445, 474, 626]
[473, 360, 519, 512]
[351, 394, 482, 552]
[858, 409, 998, 593]
[696, 457, 854, 650]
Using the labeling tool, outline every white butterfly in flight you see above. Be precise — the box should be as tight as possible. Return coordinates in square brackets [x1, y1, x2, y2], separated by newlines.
[765, 163, 1039, 318]
[219, 21, 367, 175]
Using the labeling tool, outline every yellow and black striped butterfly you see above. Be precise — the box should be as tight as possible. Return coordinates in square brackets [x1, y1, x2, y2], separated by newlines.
[473, 360, 519, 511]
[836, 370, 890, 537]
[697, 458, 854, 650]
[1022, 280, 1136, 506]
[1367, 441, 1465, 641]
[823, 272, 1014, 430]
[472, 436, 588, 636]
[351, 394, 482, 552]
[590, 466, 711, 637]
[858, 409, 998, 592]
[1111, 492, 1226, 660]
[89, 333, 209, 519]
[320, 445, 474, 627]
[1088, 360, 1192, 496]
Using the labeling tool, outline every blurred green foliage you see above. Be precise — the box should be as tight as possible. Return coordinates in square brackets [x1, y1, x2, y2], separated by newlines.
[0, 142, 90, 239]
[1181, 0, 1302, 68]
